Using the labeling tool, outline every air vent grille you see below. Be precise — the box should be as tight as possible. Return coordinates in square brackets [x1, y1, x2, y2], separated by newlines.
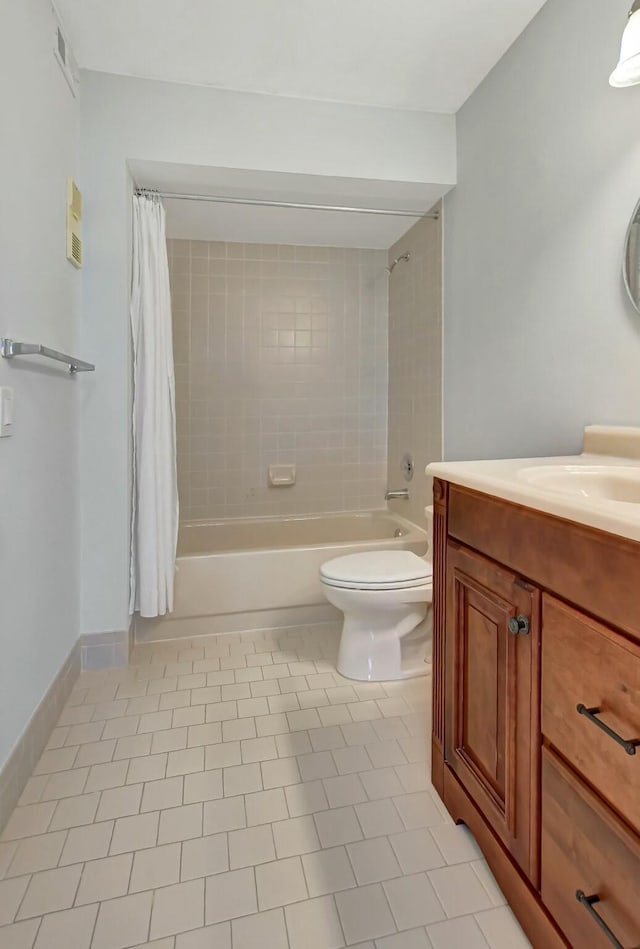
[70, 232, 82, 268]
[68, 180, 82, 220]
[52, 4, 78, 96]
[66, 179, 83, 269]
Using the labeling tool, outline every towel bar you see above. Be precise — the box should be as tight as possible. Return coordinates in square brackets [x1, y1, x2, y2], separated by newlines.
[0, 338, 95, 373]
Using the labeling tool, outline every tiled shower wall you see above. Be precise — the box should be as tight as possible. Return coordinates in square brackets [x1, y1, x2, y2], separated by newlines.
[386, 213, 442, 529]
[168, 240, 388, 521]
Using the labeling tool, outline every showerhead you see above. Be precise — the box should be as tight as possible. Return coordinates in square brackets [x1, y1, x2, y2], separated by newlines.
[386, 252, 410, 275]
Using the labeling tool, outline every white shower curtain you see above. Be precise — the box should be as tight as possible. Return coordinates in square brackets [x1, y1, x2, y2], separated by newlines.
[129, 192, 178, 617]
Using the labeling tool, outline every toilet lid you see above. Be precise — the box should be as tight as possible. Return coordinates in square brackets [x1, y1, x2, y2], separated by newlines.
[320, 550, 432, 590]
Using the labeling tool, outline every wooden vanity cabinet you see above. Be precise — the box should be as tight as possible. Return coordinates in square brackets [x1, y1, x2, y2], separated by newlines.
[444, 542, 540, 883]
[431, 479, 640, 949]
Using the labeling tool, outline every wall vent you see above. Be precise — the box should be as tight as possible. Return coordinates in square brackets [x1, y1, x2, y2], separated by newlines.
[66, 179, 83, 268]
[52, 4, 79, 97]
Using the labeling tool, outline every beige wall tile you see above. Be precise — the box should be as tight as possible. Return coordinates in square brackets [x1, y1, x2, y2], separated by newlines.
[92, 891, 153, 949]
[169, 239, 388, 519]
[17, 863, 82, 919]
[33, 905, 98, 949]
[75, 852, 133, 905]
[387, 212, 443, 528]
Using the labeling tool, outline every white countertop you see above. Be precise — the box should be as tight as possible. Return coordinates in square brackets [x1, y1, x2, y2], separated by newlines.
[427, 431, 640, 544]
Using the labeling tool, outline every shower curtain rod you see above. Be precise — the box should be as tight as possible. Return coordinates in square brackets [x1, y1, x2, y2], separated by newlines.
[136, 189, 439, 220]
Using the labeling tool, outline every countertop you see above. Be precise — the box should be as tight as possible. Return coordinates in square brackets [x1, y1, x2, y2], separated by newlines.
[427, 441, 640, 544]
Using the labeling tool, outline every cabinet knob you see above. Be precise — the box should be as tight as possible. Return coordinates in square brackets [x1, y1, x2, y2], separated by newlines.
[508, 615, 530, 636]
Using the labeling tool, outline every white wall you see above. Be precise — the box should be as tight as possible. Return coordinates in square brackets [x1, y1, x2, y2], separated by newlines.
[443, 0, 640, 461]
[0, 2, 80, 767]
[79, 71, 457, 635]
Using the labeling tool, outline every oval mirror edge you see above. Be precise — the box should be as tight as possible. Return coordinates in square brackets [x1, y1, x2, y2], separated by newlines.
[623, 196, 640, 315]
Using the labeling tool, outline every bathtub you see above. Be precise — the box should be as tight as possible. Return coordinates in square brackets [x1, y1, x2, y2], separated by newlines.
[135, 510, 428, 643]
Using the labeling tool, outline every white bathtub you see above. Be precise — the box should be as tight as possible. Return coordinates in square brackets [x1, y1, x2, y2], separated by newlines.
[135, 510, 428, 643]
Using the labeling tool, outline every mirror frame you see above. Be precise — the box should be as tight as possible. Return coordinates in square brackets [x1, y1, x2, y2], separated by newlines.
[623, 196, 640, 314]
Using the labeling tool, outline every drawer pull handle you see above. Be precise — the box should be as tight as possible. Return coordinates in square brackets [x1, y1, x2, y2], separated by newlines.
[576, 890, 624, 949]
[576, 705, 640, 756]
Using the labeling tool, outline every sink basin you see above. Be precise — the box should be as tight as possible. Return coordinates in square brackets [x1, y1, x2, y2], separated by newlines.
[517, 465, 640, 504]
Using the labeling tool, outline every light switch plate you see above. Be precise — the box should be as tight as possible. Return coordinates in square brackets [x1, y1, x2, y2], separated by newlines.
[0, 387, 14, 437]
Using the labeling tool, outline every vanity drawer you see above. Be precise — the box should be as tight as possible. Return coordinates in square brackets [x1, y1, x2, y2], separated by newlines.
[542, 595, 640, 834]
[541, 748, 640, 949]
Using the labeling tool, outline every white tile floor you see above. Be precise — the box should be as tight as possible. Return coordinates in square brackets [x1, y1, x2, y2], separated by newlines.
[0, 625, 532, 948]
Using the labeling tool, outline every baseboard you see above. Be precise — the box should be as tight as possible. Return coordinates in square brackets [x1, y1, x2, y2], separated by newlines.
[134, 603, 341, 644]
[79, 624, 132, 669]
[0, 623, 133, 833]
[0, 638, 81, 834]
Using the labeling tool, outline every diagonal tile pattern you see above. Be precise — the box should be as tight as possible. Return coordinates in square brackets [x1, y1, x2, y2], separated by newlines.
[0, 625, 531, 947]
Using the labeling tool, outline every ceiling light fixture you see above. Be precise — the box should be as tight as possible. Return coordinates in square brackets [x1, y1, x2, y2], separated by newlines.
[610, 0, 640, 87]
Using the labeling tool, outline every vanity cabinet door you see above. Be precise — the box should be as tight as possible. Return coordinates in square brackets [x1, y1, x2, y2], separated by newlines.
[445, 542, 540, 883]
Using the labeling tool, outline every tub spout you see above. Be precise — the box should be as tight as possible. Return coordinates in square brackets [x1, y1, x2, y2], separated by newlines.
[385, 489, 409, 500]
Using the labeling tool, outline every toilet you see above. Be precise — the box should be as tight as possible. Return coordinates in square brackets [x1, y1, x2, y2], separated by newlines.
[320, 547, 433, 682]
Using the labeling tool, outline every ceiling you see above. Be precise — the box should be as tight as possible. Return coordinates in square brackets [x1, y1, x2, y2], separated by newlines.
[56, 0, 548, 114]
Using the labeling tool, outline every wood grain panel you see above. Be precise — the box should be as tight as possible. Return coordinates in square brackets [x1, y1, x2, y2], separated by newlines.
[448, 485, 640, 642]
[541, 748, 640, 949]
[445, 542, 540, 883]
[431, 478, 448, 797]
[542, 594, 640, 835]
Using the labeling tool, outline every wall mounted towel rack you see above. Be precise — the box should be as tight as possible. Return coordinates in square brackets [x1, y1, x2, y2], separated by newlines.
[0, 338, 95, 373]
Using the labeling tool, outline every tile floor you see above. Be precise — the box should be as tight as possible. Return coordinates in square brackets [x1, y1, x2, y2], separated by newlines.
[0, 625, 531, 948]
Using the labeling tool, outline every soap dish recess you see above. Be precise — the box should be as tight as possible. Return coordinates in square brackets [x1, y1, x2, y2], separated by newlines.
[269, 464, 296, 487]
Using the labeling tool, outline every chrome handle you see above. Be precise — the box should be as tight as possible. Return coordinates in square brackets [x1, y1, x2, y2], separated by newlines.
[508, 615, 530, 636]
[576, 704, 640, 756]
[576, 891, 624, 949]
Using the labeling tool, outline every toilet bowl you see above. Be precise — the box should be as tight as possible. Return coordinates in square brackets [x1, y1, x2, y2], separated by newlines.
[320, 549, 433, 681]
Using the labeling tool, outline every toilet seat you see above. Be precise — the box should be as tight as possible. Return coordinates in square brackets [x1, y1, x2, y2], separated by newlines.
[320, 550, 432, 591]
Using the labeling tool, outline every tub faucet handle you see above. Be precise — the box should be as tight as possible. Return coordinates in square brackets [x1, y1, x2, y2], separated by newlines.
[385, 489, 409, 500]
